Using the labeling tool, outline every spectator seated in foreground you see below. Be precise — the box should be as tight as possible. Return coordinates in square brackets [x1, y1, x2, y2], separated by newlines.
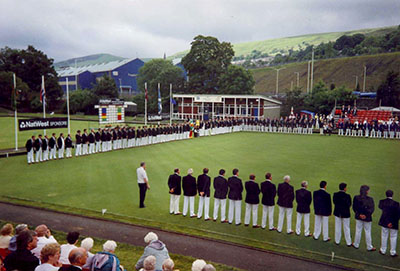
[135, 232, 170, 271]
[91, 240, 124, 271]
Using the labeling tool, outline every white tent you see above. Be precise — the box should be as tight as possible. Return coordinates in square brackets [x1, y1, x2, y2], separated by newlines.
[371, 106, 400, 112]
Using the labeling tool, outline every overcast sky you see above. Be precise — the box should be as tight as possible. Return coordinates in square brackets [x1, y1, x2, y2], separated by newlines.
[1, 0, 399, 62]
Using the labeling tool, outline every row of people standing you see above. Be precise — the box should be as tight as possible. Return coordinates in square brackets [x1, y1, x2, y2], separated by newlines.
[168, 168, 400, 256]
[337, 118, 400, 139]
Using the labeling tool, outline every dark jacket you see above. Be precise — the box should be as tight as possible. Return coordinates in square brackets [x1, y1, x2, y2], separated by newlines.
[245, 181, 260, 204]
[168, 173, 181, 195]
[353, 195, 375, 222]
[65, 136, 73, 148]
[277, 182, 294, 208]
[57, 136, 64, 149]
[25, 139, 33, 153]
[228, 176, 243, 201]
[260, 180, 276, 206]
[4, 249, 39, 271]
[378, 198, 400, 230]
[34, 138, 42, 151]
[59, 266, 82, 271]
[197, 174, 211, 197]
[313, 189, 332, 216]
[182, 175, 197, 197]
[214, 176, 228, 199]
[42, 138, 48, 151]
[333, 191, 352, 218]
[296, 188, 312, 213]
[49, 137, 56, 148]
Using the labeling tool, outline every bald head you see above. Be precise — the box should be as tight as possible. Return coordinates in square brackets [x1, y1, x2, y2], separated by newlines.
[35, 225, 48, 237]
[69, 247, 88, 266]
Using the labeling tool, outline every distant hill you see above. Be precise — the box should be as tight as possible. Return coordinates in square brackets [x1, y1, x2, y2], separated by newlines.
[251, 52, 400, 94]
[54, 53, 126, 69]
[170, 25, 397, 60]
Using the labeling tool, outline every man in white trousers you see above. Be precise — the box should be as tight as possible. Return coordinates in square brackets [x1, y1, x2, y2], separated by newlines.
[260, 173, 276, 230]
[182, 168, 197, 217]
[378, 190, 399, 257]
[25, 136, 35, 164]
[295, 181, 312, 236]
[34, 134, 43, 162]
[244, 174, 261, 228]
[333, 183, 352, 246]
[352, 185, 376, 251]
[277, 175, 294, 234]
[227, 168, 243, 226]
[57, 133, 65, 159]
[213, 169, 228, 223]
[313, 181, 332, 242]
[197, 168, 211, 220]
[168, 168, 182, 215]
[48, 133, 57, 160]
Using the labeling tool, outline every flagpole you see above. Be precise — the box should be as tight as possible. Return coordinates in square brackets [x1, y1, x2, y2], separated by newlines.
[169, 83, 172, 126]
[13, 73, 18, 151]
[66, 78, 71, 135]
[42, 75, 46, 136]
[144, 82, 147, 126]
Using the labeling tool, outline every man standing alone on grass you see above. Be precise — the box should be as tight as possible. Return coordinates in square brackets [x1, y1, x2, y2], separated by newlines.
[333, 183, 352, 246]
[137, 162, 150, 208]
[168, 168, 182, 215]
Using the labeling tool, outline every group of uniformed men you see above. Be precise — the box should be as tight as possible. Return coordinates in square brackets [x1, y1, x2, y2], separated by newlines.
[337, 118, 400, 139]
[168, 168, 400, 256]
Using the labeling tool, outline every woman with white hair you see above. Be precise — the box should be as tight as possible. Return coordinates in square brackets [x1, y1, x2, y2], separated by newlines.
[182, 168, 197, 217]
[141, 255, 156, 271]
[81, 237, 94, 270]
[161, 258, 174, 271]
[192, 259, 206, 271]
[91, 240, 123, 271]
[135, 232, 169, 271]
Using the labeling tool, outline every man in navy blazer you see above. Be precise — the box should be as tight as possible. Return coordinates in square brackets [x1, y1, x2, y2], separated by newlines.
[228, 168, 243, 226]
[313, 181, 332, 241]
[333, 183, 352, 246]
[213, 169, 229, 223]
[277, 175, 294, 234]
[197, 168, 211, 220]
[295, 181, 312, 236]
[379, 190, 400, 256]
[182, 168, 197, 217]
[261, 173, 276, 230]
[244, 174, 261, 228]
[25, 135, 35, 164]
[168, 168, 182, 215]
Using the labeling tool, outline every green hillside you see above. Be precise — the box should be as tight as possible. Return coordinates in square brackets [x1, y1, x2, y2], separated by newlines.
[54, 53, 125, 69]
[170, 25, 397, 60]
[251, 52, 400, 94]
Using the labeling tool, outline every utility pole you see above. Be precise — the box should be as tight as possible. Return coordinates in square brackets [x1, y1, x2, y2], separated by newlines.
[307, 61, 311, 93]
[310, 49, 314, 93]
[363, 65, 367, 92]
[294, 72, 299, 88]
[274, 67, 286, 95]
[353, 75, 358, 89]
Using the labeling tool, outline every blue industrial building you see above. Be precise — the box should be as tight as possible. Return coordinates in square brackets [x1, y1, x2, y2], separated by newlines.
[56, 58, 144, 95]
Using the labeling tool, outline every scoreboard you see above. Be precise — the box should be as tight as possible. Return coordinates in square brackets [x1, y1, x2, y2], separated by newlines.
[95, 99, 128, 125]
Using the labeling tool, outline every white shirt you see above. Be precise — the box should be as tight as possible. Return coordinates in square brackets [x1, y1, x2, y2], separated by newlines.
[0, 235, 12, 249]
[137, 167, 148, 184]
[59, 243, 77, 264]
[32, 235, 58, 259]
[34, 263, 59, 271]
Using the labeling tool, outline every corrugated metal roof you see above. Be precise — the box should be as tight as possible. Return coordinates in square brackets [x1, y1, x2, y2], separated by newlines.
[56, 58, 138, 77]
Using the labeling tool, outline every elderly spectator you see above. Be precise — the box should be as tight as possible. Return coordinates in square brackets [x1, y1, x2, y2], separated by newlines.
[31, 225, 58, 259]
[141, 255, 156, 271]
[8, 223, 28, 252]
[201, 264, 216, 271]
[192, 259, 206, 271]
[135, 232, 169, 271]
[59, 248, 88, 271]
[161, 259, 174, 271]
[4, 230, 39, 271]
[35, 243, 61, 271]
[80, 237, 94, 270]
[60, 232, 80, 264]
[91, 240, 123, 271]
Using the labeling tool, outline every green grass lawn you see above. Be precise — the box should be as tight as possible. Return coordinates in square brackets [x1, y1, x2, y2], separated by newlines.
[0, 131, 399, 270]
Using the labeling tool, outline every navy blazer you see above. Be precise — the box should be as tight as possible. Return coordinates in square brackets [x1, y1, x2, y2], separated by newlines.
[333, 191, 352, 218]
[296, 188, 312, 214]
[168, 173, 181, 195]
[313, 189, 332, 216]
[25, 139, 33, 153]
[228, 176, 243, 200]
[197, 174, 211, 197]
[260, 180, 276, 206]
[353, 195, 375, 222]
[182, 175, 197, 197]
[214, 176, 228, 199]
[245, 181, 260, 204]
[379, 198, 400, 230]
[277, 182, 294, 208]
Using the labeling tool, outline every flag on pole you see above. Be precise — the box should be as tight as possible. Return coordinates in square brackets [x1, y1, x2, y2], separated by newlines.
[157, 83, 162, 115]
[170, 97, 177, 105]
[40, 76, 46, 105]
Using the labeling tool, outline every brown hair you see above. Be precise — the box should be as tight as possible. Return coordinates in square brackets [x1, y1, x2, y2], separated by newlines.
[1, 224, 13, 236]
[41, 243, 60, 263]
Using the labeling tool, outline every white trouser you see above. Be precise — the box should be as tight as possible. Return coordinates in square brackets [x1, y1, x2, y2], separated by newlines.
[102, 142, 107, 152]
[113, 141, 118, 149]
[296, 213, 310, 236]
[35, 148, 42, 162]
[314, 215, 329, 241]
[197, 196, 210, 219]
[183, 196, 195, 216]
[27, 150, 34, 164]
[244, 203, 258, 226]
[380, 227, 398, 256]
[83, 144, 88, 154]
[50, 147, 56, 159]
[169, 194, 180, 214]
[58, 148, 64, 159]
[108, 141, 112, 150]
[353, 220, 373, 250]
[43, 149, 49, 161]
[75, 144, 81, 156]
[277, 206, 293, 233]
[96, 142, 101, 152]
[262, 205, 275, 229]
[89, 143, 95, 154]
[213, 198, 226, 221]
[335, 216, 351, 245]
[228, 200, 242, 225]
[123, 139, 127, 148]
[66, 147, 72, 158]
